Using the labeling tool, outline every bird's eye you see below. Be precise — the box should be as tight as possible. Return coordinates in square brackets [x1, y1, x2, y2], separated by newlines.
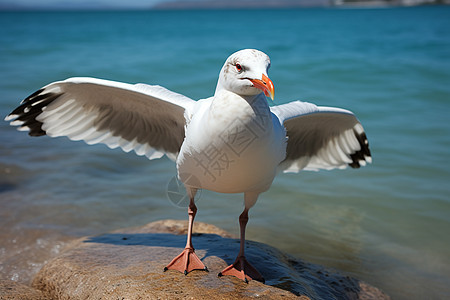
[235, 64, 242, 72]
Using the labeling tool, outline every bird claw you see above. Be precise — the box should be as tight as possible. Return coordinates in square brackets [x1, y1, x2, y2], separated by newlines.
[218, 255, 264, 283]
[164, 247, 207, 275]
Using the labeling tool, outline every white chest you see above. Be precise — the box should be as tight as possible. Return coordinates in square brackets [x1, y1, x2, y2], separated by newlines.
[177, 92, 286, 193]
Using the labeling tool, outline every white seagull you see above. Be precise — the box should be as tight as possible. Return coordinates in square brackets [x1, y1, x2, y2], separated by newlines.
[5, 49, 371, 283]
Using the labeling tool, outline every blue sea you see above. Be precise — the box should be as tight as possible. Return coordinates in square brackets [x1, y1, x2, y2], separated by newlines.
[1, 7, 449, 299]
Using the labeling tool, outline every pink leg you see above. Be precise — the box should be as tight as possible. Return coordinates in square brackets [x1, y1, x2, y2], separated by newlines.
[218, 208, 264, 283]
[164, 197, 207, 275]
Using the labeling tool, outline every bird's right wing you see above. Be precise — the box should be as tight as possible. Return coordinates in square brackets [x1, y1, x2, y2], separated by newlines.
[5, 77, 196, 160]
[271, 101, 372, 172]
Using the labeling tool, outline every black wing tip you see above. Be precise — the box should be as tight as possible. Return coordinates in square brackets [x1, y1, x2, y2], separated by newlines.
[22, 88, 45, 103]
[6, 89, 62, 137]
[349, 130, 372, 169]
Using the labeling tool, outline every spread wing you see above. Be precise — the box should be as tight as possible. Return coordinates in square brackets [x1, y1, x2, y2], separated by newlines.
[5, 77, 196, 160]
[271, 101, 372, 172]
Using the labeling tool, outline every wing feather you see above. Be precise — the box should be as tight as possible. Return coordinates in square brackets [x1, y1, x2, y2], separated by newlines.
[271, 101, 372, 172]
[5, 77, 196, 160]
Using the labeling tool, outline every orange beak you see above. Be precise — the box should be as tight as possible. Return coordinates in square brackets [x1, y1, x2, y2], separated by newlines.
[249, 74, 275, 100]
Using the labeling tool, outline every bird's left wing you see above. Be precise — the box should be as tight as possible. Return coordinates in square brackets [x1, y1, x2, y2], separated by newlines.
[5, 77, 196, 160]
[271, 101, 372, 172]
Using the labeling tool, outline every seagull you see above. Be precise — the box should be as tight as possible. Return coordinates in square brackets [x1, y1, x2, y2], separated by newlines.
[5, 49, 371, 283]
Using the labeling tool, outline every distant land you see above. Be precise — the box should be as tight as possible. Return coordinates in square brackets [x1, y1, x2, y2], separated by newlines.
[154, 0, 449, 10]
[0, 0, 448, 11]
[154, 0, 329, 10]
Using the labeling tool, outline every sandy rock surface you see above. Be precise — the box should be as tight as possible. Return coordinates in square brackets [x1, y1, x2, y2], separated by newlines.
[0, 280, 46, 300]
[2, 220, 389, 299]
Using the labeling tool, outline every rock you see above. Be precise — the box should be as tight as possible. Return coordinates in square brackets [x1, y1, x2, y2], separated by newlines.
[31, 220, 389, 299]
[0, 280, 45, 300]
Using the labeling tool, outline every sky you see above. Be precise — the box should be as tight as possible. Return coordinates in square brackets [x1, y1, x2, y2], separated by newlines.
[0, 0, 329, 10]
[0, 0, 166, 9]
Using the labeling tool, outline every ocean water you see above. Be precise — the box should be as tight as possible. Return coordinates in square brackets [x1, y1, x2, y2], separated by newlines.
[1, 7, 449, 299]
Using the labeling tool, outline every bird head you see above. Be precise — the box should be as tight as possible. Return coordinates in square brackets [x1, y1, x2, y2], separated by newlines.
[215, 49, 275, 100]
